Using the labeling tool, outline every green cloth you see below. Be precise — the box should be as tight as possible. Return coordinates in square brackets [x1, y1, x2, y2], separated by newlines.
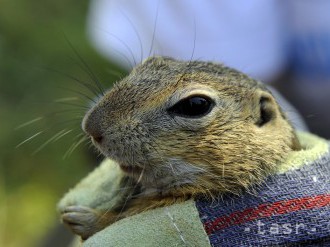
[276, 131, 328, 173]
[58, 160, 210, 246]
[84, 200, 210, 247]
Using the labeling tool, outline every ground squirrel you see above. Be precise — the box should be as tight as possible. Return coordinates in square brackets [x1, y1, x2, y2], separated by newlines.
[59, 56, 301, 240]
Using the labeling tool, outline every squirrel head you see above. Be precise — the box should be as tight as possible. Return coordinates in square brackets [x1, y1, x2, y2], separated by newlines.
[82, 56, 300, 196]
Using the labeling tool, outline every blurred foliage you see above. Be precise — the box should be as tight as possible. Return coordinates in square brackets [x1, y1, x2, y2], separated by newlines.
[0, 0, 126, 246]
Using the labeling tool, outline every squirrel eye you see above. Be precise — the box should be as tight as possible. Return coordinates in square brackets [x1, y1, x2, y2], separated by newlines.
[168, 95, 214, 118]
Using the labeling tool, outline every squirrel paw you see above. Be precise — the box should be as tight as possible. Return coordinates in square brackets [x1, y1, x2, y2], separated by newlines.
[61, 205, 101, 240]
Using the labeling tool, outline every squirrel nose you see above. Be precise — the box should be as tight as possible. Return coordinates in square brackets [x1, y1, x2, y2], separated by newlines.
[82, 110, 104, 143]
[91, 134, 103, 143]
[84, 124, 104, 144]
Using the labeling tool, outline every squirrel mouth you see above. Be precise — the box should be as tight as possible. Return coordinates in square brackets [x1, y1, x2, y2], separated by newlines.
[119, 164, 143, 174]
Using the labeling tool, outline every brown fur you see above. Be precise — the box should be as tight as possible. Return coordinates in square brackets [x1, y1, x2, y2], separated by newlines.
[63, 56, 301, 239]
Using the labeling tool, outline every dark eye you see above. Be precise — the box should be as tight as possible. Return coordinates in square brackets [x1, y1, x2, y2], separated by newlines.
[167, 95, 214, 118]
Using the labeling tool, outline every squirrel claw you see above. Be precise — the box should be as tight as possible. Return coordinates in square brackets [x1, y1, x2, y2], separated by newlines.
[61, 205, 100, 240]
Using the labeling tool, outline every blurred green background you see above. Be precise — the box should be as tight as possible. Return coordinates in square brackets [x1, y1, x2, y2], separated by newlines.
[0, 1, 125, 246]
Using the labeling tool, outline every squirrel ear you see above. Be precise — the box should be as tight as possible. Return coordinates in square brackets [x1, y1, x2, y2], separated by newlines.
[255, 92, 277, 127]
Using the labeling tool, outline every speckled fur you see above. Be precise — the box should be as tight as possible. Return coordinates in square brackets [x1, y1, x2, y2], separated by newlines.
[67, 56, 300, 239]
